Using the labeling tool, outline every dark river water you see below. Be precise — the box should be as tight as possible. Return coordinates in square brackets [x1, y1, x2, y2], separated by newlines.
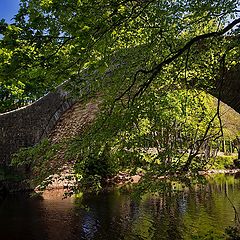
[1, 174, 240, 240]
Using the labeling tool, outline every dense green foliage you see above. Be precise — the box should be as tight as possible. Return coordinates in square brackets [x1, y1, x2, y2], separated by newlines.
[11, 139, 62, 187]
[2, 0, 240, 189]
[0, 0, 239, 111]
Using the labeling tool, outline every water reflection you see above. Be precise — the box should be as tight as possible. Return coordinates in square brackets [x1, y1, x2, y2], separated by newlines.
[0, 174, 240, 239]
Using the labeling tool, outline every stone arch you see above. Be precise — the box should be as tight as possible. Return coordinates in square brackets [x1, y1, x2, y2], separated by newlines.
[0, 85, 74, 165]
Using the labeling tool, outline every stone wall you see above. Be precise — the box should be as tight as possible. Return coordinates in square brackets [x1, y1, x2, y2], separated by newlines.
[221, 64, 240, 113]
[0, 86, 74, 166]
[0, 64, 239, 167]
[211, 64, 240, 113]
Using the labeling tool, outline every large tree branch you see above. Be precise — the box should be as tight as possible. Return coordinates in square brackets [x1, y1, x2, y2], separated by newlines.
[126, 17, 240, 102]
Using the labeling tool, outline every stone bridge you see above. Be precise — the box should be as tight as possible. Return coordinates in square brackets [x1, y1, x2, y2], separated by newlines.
[213, 64, 240, 114]
[0, 85, 74, 166]
[0, 64, 239, 167]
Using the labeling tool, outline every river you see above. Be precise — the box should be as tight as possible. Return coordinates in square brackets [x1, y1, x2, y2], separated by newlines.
[0, 173, 240, 240]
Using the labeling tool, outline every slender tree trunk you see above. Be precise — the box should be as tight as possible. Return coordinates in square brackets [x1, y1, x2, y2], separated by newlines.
[182, 155, 194, 172]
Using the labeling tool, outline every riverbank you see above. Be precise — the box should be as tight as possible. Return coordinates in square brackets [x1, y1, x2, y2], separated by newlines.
[198, 169, 240, 175]
[35, 168, 240, 196]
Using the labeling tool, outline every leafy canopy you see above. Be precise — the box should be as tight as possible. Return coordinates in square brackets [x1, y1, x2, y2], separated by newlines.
[3, 0, 240, 187]
[0, 0, 239, 111]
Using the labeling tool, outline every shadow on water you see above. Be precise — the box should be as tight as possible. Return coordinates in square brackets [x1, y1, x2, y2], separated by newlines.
[0, 174, 240, 240]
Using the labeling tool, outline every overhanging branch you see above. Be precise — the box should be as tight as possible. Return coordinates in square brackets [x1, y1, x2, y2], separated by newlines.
[119, 17, 240, 103]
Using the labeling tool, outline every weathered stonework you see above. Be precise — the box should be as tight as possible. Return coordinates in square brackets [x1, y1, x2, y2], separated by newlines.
[212, 64, 240, 113]
[0, 64, 239, 168]
[0, 86, 74, 166]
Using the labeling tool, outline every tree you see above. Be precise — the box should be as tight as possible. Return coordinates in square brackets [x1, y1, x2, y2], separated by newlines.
[5, 0, 240, 186]
[0, 1, 239, 110]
